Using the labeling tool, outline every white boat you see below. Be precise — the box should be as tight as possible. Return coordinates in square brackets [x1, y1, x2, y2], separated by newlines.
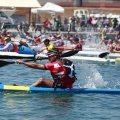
[77, 51, 120, 59]
[36, 53, 116, 63]
[0, 51, 119, 64]
[0, 51, 34, 59]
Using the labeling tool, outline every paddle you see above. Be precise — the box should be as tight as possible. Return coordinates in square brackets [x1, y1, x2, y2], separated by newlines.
[98, 52, 110, 58]
[0, 59, 35, 67]
[0, 50, 79, 68]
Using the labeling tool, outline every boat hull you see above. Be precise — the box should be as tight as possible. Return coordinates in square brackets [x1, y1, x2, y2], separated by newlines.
[78, 51, 120, 59]
[36, 53, 115, 63]
[0, 45, 35, 54]
[0, 51, 34, 59]
[0, 83, 120, 94]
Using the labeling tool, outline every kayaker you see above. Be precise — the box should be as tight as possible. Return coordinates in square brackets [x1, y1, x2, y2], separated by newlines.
[36, 39, 54, 53]
[0, 36, 5, 45]
[56, 37, 82, 51]
[16, 49, 76, 88]
[0, 36, 18, 52]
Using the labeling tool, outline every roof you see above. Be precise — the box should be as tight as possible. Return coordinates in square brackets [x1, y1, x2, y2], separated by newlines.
[0, 0, 41, 8]
[31, 2, 64, 13]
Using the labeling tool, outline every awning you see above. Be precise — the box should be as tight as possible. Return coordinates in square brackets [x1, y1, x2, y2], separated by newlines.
[31, 2, 64, 13]
[0, 0, 41, 8]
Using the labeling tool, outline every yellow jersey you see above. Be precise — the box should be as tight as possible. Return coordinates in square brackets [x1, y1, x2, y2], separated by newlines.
[46, 44, 54, 51]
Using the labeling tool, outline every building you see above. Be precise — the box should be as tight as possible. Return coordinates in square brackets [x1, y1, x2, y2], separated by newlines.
[10, 0, 120, 23]
[38, 0, 120, 8]
[82, 0, 120, 8]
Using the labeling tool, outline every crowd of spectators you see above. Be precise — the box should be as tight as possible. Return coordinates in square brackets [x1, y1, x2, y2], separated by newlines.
[2, 14, 120, 35]
[29, 14, 120, 34]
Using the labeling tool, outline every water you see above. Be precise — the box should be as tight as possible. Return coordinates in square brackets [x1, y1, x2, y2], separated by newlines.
[0, 60, 120, 120]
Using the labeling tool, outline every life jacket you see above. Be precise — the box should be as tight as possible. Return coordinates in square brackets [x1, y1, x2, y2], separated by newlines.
[62, 59, 76, 79]
[53, 59, 76, 88]
[56, 59, 77, 81]
[13, 43, 18, 52]
[6, 42, 18, 52]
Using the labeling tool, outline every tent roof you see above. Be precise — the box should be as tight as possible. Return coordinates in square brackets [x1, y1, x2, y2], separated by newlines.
[0, 0, 41, 8]
[31, 2, 64, 13]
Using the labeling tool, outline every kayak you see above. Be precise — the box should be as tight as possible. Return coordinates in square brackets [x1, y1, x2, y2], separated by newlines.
[0, 83, 120, 94]
[0, 51, 34, 59]
[36, 53, 116, 63]
[0, 45, 35, 54]
[78, 51, 120, 59]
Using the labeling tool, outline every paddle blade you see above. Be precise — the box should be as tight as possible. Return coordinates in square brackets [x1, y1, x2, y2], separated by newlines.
[61, 50, 79, 57]
[0, 61, 15, 68]
[99, 52, 109, 58]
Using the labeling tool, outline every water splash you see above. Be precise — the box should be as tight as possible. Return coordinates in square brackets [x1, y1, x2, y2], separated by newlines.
[76, 62, 107, 88]
[83, 34, 107, 51]
[114, 81, 120, 89]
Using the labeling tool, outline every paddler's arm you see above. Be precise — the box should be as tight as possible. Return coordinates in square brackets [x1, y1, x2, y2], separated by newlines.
[36, 47, 46, 53]
[16, 60, 46, 70]
[55, 46, 75, 50]
[0, 43, 10, 51]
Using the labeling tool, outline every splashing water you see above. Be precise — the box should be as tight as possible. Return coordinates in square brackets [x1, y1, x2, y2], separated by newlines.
[83, 34, 107, 51]
[114, 81, 120, 89]
[76, 62, 107, 88]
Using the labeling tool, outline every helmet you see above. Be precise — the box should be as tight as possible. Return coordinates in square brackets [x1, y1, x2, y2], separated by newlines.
[35, 37, 40, 41]
[44, 39, 50, 43]
[4, 36, 11, 41]
[74, 37, 79, 41]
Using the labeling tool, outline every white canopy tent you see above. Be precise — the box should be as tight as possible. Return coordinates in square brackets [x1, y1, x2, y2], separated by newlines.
[31, 2, 64, 13]
[31, 2, 64, 29]
[0, 0, 41, 22]
[0, 0, 41, 8]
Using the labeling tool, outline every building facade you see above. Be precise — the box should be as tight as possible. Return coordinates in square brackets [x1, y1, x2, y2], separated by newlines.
[38, 0, 120, 7]
[82, 0, 120, 8]
[11, 0, 120, 23]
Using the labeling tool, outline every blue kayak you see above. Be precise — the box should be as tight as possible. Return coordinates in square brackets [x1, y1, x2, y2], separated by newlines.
[0, 83, 120, 94]
[0, 45, 35, 54]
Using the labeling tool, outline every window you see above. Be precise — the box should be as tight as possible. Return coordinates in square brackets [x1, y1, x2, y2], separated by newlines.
[80, 11, 83, 14]
[75, 11, 79, 14]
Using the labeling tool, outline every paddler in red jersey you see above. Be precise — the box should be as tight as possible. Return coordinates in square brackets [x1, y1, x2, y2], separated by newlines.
[57, 37, 82, 51]
[16, 49, 76, 88]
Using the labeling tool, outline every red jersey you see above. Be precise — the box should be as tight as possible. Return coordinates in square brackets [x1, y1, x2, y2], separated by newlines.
[45, 61, 65, 76]
[45, 60, 75, 88]
[75, 42, 82, 50]
[115, 44, 120, 51]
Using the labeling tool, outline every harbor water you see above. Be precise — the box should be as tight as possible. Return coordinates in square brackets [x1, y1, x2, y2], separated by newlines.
[0, 60, 120, 120]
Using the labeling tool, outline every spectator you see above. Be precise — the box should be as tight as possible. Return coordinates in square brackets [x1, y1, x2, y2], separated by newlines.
[64, 17, 69, 31]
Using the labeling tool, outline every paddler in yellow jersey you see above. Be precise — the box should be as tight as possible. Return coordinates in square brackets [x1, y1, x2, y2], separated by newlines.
[37, 39, 54, 53]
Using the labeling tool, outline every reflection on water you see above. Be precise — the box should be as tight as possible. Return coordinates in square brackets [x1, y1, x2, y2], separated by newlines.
[0, 92, 76, 119]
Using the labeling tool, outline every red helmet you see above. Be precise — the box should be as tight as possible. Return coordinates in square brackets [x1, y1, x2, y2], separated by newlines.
[35, 37, 40, 41]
